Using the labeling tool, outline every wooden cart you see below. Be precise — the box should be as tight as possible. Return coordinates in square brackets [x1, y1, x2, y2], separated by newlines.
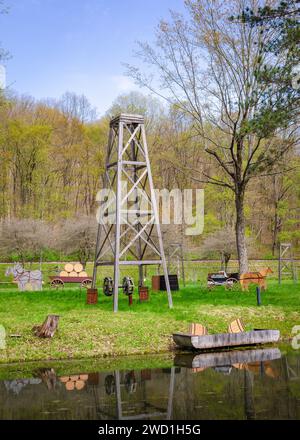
[49, 276, 92, 289]
[207, 271, 239, 290]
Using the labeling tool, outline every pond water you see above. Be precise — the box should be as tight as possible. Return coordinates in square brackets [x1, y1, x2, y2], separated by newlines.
[0, 347, 300, 420]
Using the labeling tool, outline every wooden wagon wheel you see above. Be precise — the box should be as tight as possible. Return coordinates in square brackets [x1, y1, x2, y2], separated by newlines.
[122, 276, 134, 296]
[51, 279, 64, 289]
[225, 278, 240, 291]
[81, 279, 92, 289]
[103, 277, 113, 296]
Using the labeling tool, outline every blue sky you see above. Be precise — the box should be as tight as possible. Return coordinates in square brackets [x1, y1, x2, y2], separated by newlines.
[0, 0, 187, 116]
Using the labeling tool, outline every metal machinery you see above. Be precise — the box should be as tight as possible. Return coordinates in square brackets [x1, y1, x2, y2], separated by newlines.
[103, 276, 134, 297]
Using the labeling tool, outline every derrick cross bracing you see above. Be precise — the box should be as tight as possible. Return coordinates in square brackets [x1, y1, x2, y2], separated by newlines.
[278, 243, 297, 284]
[91, 114, 173, 312]
[167, 243, 186, 287]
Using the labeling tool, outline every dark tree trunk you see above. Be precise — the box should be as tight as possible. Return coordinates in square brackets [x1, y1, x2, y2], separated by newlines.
[221, 252, 231, 272]
[80, 249, 88, 270]
[224, 253, 231, 272]
[80, 259, 87, 270]
[235, 190, 248, 274]
[272, 208, 281, 256]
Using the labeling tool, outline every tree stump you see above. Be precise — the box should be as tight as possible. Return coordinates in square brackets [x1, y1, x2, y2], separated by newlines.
[33, 315, 59, 338]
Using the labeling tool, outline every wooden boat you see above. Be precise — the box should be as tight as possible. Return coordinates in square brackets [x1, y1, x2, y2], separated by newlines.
[173, 329, 280, 350]
[174, 347, 281, 369]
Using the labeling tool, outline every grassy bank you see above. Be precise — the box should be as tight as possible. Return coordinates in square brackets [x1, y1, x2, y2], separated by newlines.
[0, 280, 299, 364]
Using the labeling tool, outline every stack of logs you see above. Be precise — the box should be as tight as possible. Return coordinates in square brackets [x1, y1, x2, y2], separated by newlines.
[60, 263, 88, 278]
[59, 374, 89, 391]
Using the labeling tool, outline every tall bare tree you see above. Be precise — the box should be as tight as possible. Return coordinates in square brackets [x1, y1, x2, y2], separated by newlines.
[126, 0, 299, 273]
[0, 219, 51, 263]
[201, 227, 237, 271]
[57, 92, 97, 123]
[54, 216, 97, 268]
[106, 91, 166, 130]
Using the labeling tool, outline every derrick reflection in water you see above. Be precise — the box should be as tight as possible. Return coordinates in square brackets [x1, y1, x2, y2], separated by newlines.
[0, 347, 300, 420]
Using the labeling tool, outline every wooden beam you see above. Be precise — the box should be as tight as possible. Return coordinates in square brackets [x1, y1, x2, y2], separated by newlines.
[96, 260, 162, 266]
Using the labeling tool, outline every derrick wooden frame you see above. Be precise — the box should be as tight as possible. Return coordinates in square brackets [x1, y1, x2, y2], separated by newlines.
[167, 242, 185, 287]
[278, 243, 297, 284]
[92, 114, 173, 311]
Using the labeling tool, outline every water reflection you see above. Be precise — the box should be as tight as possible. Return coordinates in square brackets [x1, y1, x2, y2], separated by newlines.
[0, 347, 300, 420]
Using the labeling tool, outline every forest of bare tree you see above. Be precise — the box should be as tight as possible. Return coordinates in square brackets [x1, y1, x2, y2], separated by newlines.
[0, 88, 298, 264]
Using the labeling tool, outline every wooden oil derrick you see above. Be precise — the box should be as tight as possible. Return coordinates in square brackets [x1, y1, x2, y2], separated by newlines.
[91, 114, 173, 312]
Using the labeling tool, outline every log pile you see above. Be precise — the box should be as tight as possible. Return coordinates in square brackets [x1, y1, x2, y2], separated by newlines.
[59, 374, 89, 391]
[60, 263, 88, 278]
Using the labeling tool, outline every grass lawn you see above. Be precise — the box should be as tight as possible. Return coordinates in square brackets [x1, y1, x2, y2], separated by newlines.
[0, 279, 299, 364]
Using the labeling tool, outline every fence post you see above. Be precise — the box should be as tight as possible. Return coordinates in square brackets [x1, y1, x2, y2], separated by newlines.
[256, 287, 261, 306]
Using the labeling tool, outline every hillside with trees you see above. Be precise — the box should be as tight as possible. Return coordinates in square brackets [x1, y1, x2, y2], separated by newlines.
[0, 0, 299, 267]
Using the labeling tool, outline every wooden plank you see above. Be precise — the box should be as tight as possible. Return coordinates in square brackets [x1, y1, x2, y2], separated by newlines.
[173, 330, 280, 350]
[130, 138, 144, 288]
[122, 160, 147, 167]
[96, 260, 162, 266]
[106, 161, 118, 169]
[110, 113, 144, 126]
[174, 347, 281, 369]
[141, 124, 173, 309]
[49, 276, 92, 283]
[113, 120, 123, 312]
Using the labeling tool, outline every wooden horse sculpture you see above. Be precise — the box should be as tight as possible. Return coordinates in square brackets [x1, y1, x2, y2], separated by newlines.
[240, 267, 273, 291]
[5, 263, 43, 291]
